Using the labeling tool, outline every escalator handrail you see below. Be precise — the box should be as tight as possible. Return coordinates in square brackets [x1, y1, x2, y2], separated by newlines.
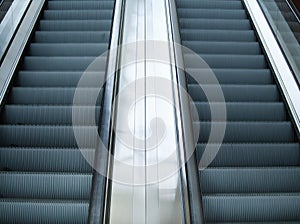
[166, 0, 205, 222]
[257, 0, 300, 87]
[0, 0, 44, 108]
[87, 0, 126, 223]
[0, 0, 32, 64]
[244, 0, 300, 138]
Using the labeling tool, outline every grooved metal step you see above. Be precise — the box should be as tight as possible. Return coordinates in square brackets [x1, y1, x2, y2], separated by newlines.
[15, 71, 105, 87]
[34, 31, 110, 43]
[196, 143, 300, 167]
[0, 0, 114, 222]
[188, 85, 279, 102]
[193, 102, 286, 121]
[1, 105, 101, 125]
[195, 122, 294, 143]
[29, 43, 108, 56]
[202, 194, 300, 222]
[0, 147, 95, 172]
[176, 0, 300, 222]
[0, 199, 89, 223]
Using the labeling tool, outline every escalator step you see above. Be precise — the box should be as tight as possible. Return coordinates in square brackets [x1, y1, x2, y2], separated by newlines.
[186, 68, 272, 84]
[180, 30, 257, 42]
[47, 1, 114, 10]
[39, 20, 112, 31]
[15, 71, 105, 87]
[0, 125, 98, 148]
[182, 41, 261, 55]
[0, 172, 92, 199]
[197, 143, 300, 167]
[29, 43, 108, 56]
[176, 0, 243, 10]
[23, 56, 106, 71]
[0, 147, 94, 172]
[184, 54, 267, 69]
[201, 167, 300, 193]
[195, 122, 294, 143]
[193, 102, 286, 121]
[1, 105, 101, 125]
[34, 31, 110, 43]
[0, 199, 89, 223]
[179, 18, 251, 30]
[202, 194, 300, 222]
[8, 87, 102, 105]
[188, 85, 279, 102]
[44, 10, 113, 20]
[177, 9, 247, 19]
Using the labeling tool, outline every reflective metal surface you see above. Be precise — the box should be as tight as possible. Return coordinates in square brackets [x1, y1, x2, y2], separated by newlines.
[109, 0, 187, 222]
[0, 0, 31, 63]
[88, 0, 125, 222]
[0, 0, 44, 106]
[167, 0, 204, 222]
[244, 0, 300, 136]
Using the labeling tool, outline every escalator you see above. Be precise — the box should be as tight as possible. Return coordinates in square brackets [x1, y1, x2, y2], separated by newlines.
[176, 0, 300, 222]
[0, 0, 114, 222]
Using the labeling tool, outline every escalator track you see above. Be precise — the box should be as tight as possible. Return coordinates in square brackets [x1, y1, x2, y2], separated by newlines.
[176, 0, 300, 222]
[0, 0, 114, 222]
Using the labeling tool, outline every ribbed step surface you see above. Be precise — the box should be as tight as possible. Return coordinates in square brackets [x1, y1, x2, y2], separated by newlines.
[0, 0, 114, 222]
[176, 0, 300, 222]
[0, 148, 94, 172]
[202, 194, 300, 222]
[34, 31, 110, 43]
[188, 85, 279, 102]
[1, 105, 101, 125]
[15, 71, 105, 87]
[23, 56, 106, 71]
[186, 69, 272, 85]
[39, 20, 112, 31]
[0, 199, 89, 224]
[196, 143, 300, 167]
[193, 102, 287, 121]
[8, 87, 103, 105]
[0, 172, 92, 199]
[29, 43, 108, 56]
